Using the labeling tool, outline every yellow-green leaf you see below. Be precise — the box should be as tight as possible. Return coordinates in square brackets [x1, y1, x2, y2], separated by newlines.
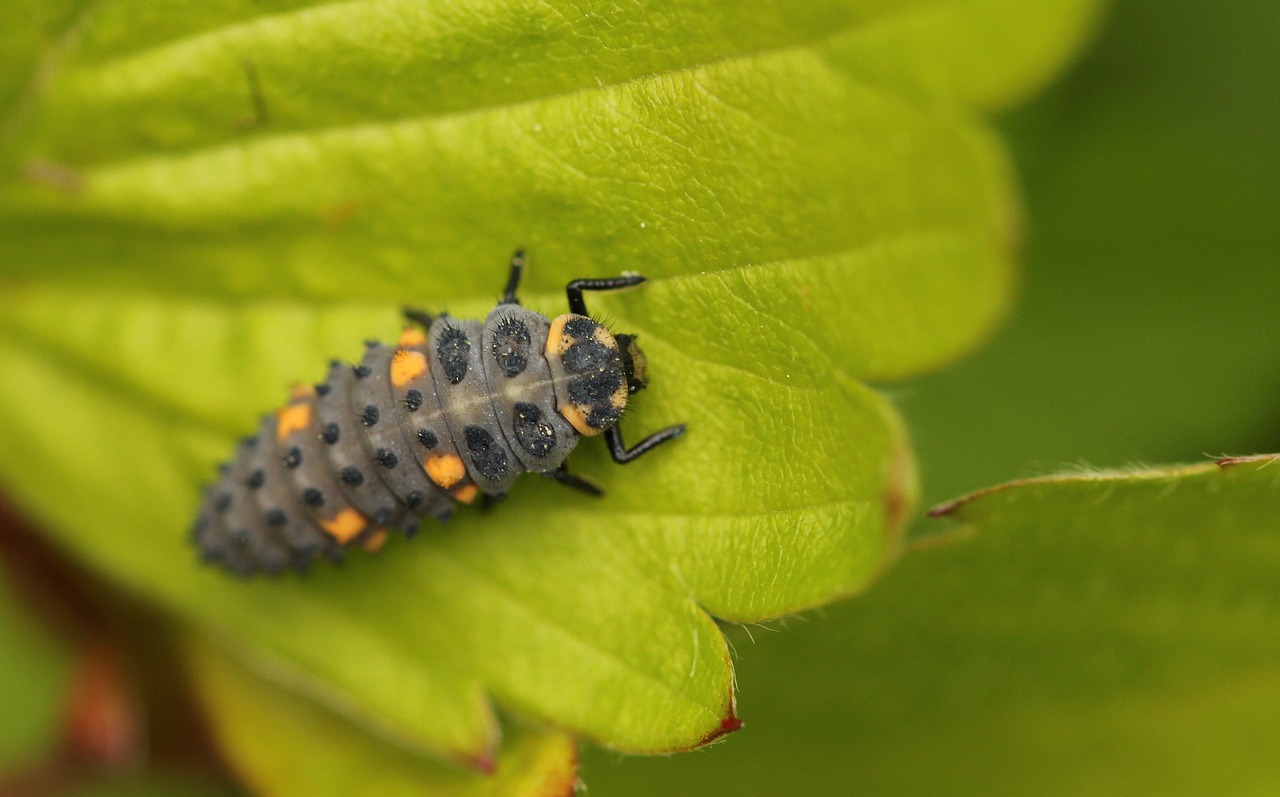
[0, 0, 1099, 770]
[189, 637, 577, 797]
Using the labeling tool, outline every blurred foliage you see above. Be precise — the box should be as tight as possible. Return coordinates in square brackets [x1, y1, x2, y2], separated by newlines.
[0, 560, 72, 773]
[583, 0, 1280, 793]
[189, 637, 576, 797]
[67, 774, 239, 797]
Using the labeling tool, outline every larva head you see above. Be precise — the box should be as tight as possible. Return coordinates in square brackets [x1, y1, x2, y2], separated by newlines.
[614, 333, 648, 395]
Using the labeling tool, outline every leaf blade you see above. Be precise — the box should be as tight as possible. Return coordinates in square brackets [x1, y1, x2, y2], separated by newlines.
[0, 0, 1097, 766]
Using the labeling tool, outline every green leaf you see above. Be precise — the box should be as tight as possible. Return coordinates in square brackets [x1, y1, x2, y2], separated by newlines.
[584, 2, 1280, 789]
[0, 563, 72, 772]
[0, 0, 1095, 769]
[188, 637, 577, 797]
[587, 455, 1280, 794]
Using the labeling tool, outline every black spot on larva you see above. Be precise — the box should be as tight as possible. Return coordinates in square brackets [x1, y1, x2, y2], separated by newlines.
[406, 491, 423, 509]
[283, 447, 302, 468]
[417, 428, 438, 449]
[373, 507, 393, 525]
[404, 389, 423, 412]
[340, 466, 364, 486]
[246, 469, 265, 489]
[586, 405, 623, 429]
[352, 364, 371, 379]
[491, 317, 531, 377]
[512, 402, 556, 458]
[360, 404, 379, 427]
[568, 369, 623, 404]
[438, 327, 471, 384]
[302, 488, 324, 507]
[364, 339, 379, 349]
[314, 382, 331, 397]
[242, 435, 259, 448]
[464, 425, 509, 480]
[266, 509, 287, 527]
[215, 493, 232, 512]
[562, 340, 614, 373]
[373, 449, 398, 469]
[563, 316, 600, 340]
[321, 422, 340, 444]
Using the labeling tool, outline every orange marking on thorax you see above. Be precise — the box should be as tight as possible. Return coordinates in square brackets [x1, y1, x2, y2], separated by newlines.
[609, 383, 629, 411]
[559, 403, 597, 436]
[425, 454, 466, 489]
[547, 315, 603, 436]
[391, 349, 428, 386]
[453, 484, 479, 504]
[275, 402, 313, 441]
[593, 326, 620, 350]
[319, 508, 366, 543]
[398, 327, 427, 347]
[545, 315, 572, 357]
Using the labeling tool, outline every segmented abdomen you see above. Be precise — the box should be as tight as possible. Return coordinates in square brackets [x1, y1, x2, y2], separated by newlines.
[193, 304, 619, 575]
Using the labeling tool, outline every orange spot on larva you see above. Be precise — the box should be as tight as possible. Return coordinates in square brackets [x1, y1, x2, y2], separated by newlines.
[425, 454, 466, 489]
[275, 403, 312, 441]
[398, 327, 427, 347]
[558, 402, 597, 436]
[319, 508, 366, 543]
[288, 384, 316, 401]
[453, 484, 479, 504]
[361, 529, 389, 553]
[593, 325, 619, 351]
[391, 349, 428, 386]
[608, 383, 629, 411]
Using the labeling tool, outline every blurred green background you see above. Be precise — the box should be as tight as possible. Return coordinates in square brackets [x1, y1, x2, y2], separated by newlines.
[581, 0, 1280, 793]
[1, 0, 1277, 794]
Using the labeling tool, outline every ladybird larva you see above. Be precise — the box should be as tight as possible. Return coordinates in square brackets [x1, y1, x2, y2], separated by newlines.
[192, 251, 685, 575]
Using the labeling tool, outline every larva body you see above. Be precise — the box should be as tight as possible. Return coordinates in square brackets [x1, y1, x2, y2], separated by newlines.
[192, 254, 684, 575]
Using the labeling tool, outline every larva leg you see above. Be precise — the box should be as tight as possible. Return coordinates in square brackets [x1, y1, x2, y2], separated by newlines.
[564, 274, 647, 316]
[547, 464, 604, 496]
[605, 423, 686, 465]
[500, 249, 527, 305]
[402, 307, 434, 329]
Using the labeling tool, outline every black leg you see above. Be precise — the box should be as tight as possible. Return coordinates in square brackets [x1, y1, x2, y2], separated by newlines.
[606, 422, 686, 464]
[402, 307, 434, 328]
[547, 464, 604, 497]
[501, 249, 527, 305]
[565, 274, 647, 316]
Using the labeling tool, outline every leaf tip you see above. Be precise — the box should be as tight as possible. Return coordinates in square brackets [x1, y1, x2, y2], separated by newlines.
[697, 713, 744, 747]
[469, 747, 498, 775]
[883, 430, 920, 542]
